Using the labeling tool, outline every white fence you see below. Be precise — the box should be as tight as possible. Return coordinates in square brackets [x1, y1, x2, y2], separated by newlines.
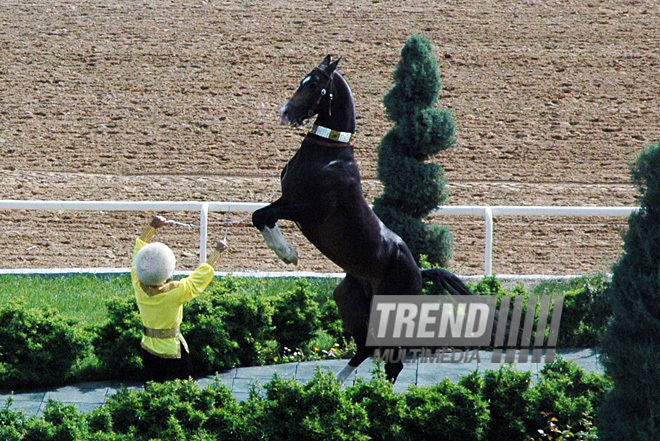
[0, 200, 639, 276]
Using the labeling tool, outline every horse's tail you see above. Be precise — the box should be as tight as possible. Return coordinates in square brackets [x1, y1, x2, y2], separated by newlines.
[420, 268, 476, 296]
[421, 268, 504, 343]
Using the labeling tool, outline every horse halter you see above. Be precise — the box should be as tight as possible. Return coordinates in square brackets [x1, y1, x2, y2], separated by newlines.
[307, 67, 335, 118]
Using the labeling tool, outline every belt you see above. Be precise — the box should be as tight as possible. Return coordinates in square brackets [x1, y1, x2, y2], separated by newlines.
[144, 326, 181, 339]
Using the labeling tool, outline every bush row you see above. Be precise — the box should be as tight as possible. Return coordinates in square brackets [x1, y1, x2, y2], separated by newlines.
[1, 358, 610, 441]
[0, 275, 611, 389]
[467, 274, 611, 347]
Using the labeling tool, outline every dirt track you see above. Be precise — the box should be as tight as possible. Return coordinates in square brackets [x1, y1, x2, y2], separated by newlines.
[1, 0, 659, 276]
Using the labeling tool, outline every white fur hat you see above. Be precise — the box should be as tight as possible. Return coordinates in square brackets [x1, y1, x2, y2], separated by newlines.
[135, 242, 176, 286]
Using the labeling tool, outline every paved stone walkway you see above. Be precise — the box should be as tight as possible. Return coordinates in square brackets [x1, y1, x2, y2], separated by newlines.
[1, 349, 602, 418]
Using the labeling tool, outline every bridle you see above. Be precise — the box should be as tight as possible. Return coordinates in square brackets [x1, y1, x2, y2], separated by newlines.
[307, 67, 335, 118]
[304, 65, 354, 144]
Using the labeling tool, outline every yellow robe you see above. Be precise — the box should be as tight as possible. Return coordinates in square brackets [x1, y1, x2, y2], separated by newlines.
[132, 238, 214, 358]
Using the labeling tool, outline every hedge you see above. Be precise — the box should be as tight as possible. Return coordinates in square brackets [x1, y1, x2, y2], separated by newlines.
[0, 300, 90, 388]
[0, 359, 610, 441]
[0, 274, 611, 389]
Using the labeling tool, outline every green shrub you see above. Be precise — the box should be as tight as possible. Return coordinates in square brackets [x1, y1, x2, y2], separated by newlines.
[471, 276, 612, 348]
[400, 379, 489, 441]
[373, 34, 456, 266]
[550, 279, 611, 347]
[21, 418, 55, 441]
[0, 424, 23, 441]
[181, 294, 239, 373]
[529, 410, 598, 441]
[299, 370, 370, 441]
[184, 288, 273, 373]
[527, 358, 611, 437]
[0, 363, 616, 440]
[0, 273, 613, 390]
[459, 365, 532, 441]
[87, 405, 113, 434]
[0, 300, 90, 389]
[249, 369, 370, 441]
[0, 402, 27, 441]
[271, 279, 320, 352]
[13, 400, 93, 441]
[598, 143, 660, 441]
[42, 401, 89, 441]
[102, 379, 237, 441]
[347, 365, 405, 441]
[470, 275, 509, 297]
[212, 290, 273, 367]
[202, 401, 243, 440]
[471, 276, 531, 314]
[92, 296, 143, 380]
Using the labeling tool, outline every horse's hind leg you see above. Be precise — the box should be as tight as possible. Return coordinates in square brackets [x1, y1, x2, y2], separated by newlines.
[337, 328, 372, 384]
[368, 243, 421, 383]
[385, 352, 404, 382]
[373, 243, 423, 297]
[333, 275, 373, 383]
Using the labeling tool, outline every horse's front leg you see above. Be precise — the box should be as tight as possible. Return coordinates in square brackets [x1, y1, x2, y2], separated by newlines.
[252, 199, 299, 265]
[259, 224, 299, 265]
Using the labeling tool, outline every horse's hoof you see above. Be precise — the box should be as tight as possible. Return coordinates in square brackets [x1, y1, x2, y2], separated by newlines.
[282, 247, 298, 265]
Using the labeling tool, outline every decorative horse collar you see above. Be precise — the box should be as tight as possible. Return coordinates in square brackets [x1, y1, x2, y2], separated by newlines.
[310, 124, 353, 144]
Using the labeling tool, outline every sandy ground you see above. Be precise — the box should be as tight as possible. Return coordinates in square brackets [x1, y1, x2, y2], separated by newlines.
[1, 0, 658, 276]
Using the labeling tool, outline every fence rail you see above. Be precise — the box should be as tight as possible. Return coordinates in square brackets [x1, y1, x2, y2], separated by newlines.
[0, 200, 639, 275]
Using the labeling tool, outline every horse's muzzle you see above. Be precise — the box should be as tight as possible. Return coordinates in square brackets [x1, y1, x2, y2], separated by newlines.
[278, 104, 291, 125]
[279, 104, 305, 127]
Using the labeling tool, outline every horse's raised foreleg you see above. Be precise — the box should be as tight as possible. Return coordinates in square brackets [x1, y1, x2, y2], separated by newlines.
[252, 199, 305, 265]
[260, 224, 298, 265]
[252, 193, 338, 265]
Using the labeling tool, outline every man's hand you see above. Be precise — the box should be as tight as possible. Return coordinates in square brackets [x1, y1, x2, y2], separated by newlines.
[206, 240, 228, 269]
[215, 240, 228, 253]
[140, 215, 167, 242]
[150, 216, 167, 229]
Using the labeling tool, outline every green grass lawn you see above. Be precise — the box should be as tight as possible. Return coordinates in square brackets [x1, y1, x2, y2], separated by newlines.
[0, 274, 133, 326]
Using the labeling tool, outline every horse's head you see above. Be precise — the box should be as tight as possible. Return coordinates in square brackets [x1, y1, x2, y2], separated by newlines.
[279, 55, 341, 127]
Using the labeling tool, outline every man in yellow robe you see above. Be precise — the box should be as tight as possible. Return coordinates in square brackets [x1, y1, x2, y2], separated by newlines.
[132, 215, 227, 382]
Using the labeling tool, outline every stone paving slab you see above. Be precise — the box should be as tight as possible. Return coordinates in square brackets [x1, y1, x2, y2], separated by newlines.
[234, 362, 298, 381]
[0, 349, 602, 416]
[293, 359, 346, 382]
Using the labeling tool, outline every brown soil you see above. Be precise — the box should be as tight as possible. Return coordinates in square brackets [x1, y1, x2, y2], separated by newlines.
[1, 0, 658, 276]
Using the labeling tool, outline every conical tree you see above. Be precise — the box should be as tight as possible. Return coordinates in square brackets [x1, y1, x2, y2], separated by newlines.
[373, 35, 456, 266]
[598, 142, 660, 441]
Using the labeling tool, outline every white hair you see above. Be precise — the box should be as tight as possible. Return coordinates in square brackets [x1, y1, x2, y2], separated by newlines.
[135, 242, 176, 286]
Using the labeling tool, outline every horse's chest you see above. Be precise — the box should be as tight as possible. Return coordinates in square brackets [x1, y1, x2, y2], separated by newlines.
[281, 156, 350, 200]
[281, 164, 327, 199]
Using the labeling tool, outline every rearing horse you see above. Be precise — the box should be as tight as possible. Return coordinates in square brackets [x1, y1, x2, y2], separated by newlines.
[252, 56, 476, 382]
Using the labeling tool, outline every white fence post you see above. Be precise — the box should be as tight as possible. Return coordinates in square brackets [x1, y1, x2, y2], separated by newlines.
[199, 203, 209, 265]
[484, 207, 493, 276]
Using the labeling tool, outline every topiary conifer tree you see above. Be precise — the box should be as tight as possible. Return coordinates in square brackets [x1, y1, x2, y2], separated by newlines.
[598, 142, 660, 441]
[373, 34, 456, 267]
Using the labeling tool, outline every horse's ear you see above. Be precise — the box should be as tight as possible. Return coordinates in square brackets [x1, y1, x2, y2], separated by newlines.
[319, 55, 332, 68]
[327, 56, 341, 74]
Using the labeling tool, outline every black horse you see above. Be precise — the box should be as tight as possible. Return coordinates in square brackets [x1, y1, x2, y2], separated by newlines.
[252, 56, 477, 382]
